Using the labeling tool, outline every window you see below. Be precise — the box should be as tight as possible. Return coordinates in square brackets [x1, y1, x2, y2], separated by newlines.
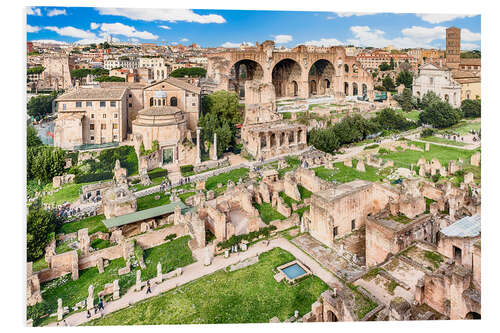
[351, 219, 356, 231]
[102, 114, 106, 119]
[100, 101, 106, 107]
[101, 124, 106, 130]
[110, 101, 116, 107]
[89, 124, 94, 130]
[113, 135, 118, 140]
[129, 103, 132, 108]
[86, 101, 92, 107]
[128, 94, 132, 98]
[112, 123, 118, 129]
[192, 103, 195, 106]
[114, 113, 118, 119]
[333, 226, 338, 237]
[170, 96, 178, 106]
[91, 113, 95, 119]
[453, 246, 462, 264]
[90, 136, 94, 141]
[63, 104, 66, 110]
[76, 101, 82, 108]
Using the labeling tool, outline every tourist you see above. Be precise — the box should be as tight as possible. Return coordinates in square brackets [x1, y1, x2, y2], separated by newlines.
[146, 280, 152, 294]
[86, 310, 91, 318]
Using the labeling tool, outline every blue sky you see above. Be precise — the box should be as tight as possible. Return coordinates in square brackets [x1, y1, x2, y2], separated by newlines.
[26, 7, 481, 50]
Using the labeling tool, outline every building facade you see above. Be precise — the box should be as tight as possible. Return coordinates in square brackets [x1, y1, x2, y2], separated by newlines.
[446, 27, 461, 69]
[412, 63, 462, 108]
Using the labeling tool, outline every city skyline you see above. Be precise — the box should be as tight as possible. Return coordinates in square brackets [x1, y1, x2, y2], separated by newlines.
[27, 7, 481, 50]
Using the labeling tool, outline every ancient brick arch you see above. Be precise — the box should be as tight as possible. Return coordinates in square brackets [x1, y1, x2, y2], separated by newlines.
[206, 41, 374, 101]
[228, 59, 265, 98]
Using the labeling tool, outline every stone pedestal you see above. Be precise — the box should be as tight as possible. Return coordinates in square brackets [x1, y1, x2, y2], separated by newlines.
[212, 133, 217, 160]
[112, 280, 120, 300]
[87, 285, 94, 311]
[57, 298, 63, 321]
[196, 127, 201, 165]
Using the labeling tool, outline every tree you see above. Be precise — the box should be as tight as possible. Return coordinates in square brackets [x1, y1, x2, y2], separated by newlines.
[419, 100, 462, 128]
[169, 67, 207, 78]
[70, 68, 91, 79]
[396, 70, 413, 89]
[94, 76, 125, 82]
[27, 146, 66, 182]
[461, 99, 481, 118]
[389, 57, 395, 70]
[373, 108, 417, 131]
[382, 75, 396, 92]
[27, 66, 45, 75]
[199, 91, 242, 155]
[309, 128, 340, 153]
[394, 88, 416, 112]
[27, 201, 61, 262]
[379, 62, 390, 71]
[420, 91, 441, 110]
[27, 92, 59, 119]
[27, 125, 42, 148]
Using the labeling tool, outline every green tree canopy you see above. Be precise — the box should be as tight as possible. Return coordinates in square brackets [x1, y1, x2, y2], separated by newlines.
[461, 99, 481, 118]
[382, 75, 396, 92]
[420, 91, 442, 110]
[169, 67, 207, 78]
[379, 62, 391, 71]
[27, 66, 45, 75]
[94, 75, 125, 82]
[27, 201, 62, 262]
[396, 70, 413, 89]
[27, 125, 42, 148]
[419, 100, 462, 128]
[27, 146, 66, 182]
[394, 88, 416, 112]
[27, 92, 59, 119]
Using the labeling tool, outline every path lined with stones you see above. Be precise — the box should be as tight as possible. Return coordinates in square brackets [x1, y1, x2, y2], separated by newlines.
[49, 237, 342, 327]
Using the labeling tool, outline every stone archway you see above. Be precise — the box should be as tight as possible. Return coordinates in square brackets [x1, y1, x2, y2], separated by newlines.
[344, 82, 349, 96]
[292, 81, 299, 96]
[352, 82, 359, 96]
[465, 312, 481, 320]
[326, 310, 338, 322]
[308, 59, 335, 97]
[310, 80, 317, 95]
[229, 59, 264, 99]
[272, 58, 302, 98]
[362, 83, 367, 97]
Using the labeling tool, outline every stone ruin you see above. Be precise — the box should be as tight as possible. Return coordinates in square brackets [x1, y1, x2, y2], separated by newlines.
[102, 160, 137, 219]
[470, 151, 481, 167]
[78, 228, 91, 257]
[26, 262, 42, 306]
[52, 174, 75, 189]
[139, 168, 152, 187]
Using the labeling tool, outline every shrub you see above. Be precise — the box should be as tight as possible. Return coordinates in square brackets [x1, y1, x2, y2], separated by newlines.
[180, 165, 194, 173]
[75, 172, 113, 184]
[164, 233, 177, 242]
[421, 128, 436, 137]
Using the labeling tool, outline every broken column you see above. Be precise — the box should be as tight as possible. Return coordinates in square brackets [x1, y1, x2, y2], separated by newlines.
[135, 270, 142, 291]
[464, 172, 474, 184]
[196, 127, 201, 165]
[212, 132, 217, 160]
[96, 257, 104, 274]
[112, 280, 120, 300]
[356, 160, 366, 172]
[87, 285, 94, 311]
[57, 298, 63, 321]
[156, 262, 162, 284]
[78, 228, 90, 257]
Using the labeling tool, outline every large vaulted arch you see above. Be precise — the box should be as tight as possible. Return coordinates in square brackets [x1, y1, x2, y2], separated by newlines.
[272, 58, 302, 98]
[308, 59, 335, 97]
[228, 59, 264, 99]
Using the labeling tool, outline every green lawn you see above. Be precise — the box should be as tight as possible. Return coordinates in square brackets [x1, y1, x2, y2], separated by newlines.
[32, 257, 48, 272]
[91, 239, 111, 251]
[297, 185, 312, 199]
[137, 192, 171, 211]
[86, 248, 329, 326]
[313, 162, 382, 183]
[179, 191, 196, 203]
[419, 136, 467, 147]
[55, 239, 77, 255]
[59, 214, 107, 235]
[36, 236, 194, 327]
[40, 182, 87, 205]
[278, 156, 301, 178]
[381, 141, 479, 169]
[395, 109, 421, 122]
[279, 192, 298, 207]
[254, 203, 286, 224]
[437, 120, 481, 135]
[205, 168, 249, 191]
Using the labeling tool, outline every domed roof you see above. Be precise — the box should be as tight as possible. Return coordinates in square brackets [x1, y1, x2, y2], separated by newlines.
[138, 106, 181, 117]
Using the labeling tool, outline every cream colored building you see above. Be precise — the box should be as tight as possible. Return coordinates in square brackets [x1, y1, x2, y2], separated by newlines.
[54, 87, 128, 149]
[412, 63, 462, 108]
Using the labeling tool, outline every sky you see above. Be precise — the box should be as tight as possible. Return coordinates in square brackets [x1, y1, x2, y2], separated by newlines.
[26, 7, 481, 50]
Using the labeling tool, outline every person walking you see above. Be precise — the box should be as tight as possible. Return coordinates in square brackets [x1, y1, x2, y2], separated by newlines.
[146, 280, 152, 294]
[86, 310, 91, 318]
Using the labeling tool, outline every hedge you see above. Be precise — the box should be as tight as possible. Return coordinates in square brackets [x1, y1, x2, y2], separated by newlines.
[75, 172, 113, 184]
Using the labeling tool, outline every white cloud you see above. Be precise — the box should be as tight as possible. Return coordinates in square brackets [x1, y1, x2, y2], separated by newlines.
[27, 25, 40, 33]
[74, 38, 108, 45]
[180, 38, 189, 42]
[99, 23, 158, 40]
[221, 41, 252, 48]
[326, 16, 335, 20]
[159, 25, 171, 30]
[47, 9, 67, 17]
[416, 14, 478, 24]
[97, 8, 225, 24]
[336, 12, 377, 18]
[461, 28, 481, 41]
[27, 7, 41, 16]
[90, 23, 100, 30]
[303, 38, 344, 47]
[31, 39, 68, 45]
[45, 26, 96, 39]
[273, 34, 293, 44]
[129, 38, 140, 43]
[171, 42, 178, 45]
[461, 43, 480, 50]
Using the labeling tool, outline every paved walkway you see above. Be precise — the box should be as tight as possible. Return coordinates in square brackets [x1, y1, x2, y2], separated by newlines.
[50, 237, 342, 327]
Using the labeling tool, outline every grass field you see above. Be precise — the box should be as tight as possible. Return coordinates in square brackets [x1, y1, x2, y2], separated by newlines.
[205, 168, 249, 191]
[36, 236, 194, 326]
[313, 162, 382, 183]
[437, 120, 481, 135]
[40, 182, 87, 205]
[254, 202, 286, 224]
[381, 141, 479, 169]
[59, 214, 107, 235]
[395, 109, 421, 122]
[86, 248, 329, 326]
[137, 192, 171, 211]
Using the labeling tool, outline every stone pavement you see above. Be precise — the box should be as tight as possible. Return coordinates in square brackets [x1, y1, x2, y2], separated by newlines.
[49, 237, 342, 327]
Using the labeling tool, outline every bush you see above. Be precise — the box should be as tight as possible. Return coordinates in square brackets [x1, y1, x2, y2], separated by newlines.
[27, 302, 51, 326]
[461, 99, 481, 118]
[27, 201, 61, 262]
[180, 165, 194, 174]
[419, 100, 462, 128]
[421, 128, 436, 137]
[74, 172, 113, 184]
[164, 233, 177, 242]
[217, 226, 277, 249]
[148, 169, 168, 180]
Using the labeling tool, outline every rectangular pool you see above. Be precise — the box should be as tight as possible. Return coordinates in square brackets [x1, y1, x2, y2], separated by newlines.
[282, 263, 307, 279]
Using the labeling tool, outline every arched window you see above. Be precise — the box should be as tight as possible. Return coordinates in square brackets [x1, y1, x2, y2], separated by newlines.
[150, 97, 154, 106]
[170, 96, 178, 106]
[325, 79, 330, 88]
[344, 64, 349, 73]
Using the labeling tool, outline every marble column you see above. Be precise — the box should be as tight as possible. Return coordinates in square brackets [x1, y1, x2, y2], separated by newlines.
[266, 133, 271, 150]
[212, 133, 217, 161]
[195, 127, 201, 164]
